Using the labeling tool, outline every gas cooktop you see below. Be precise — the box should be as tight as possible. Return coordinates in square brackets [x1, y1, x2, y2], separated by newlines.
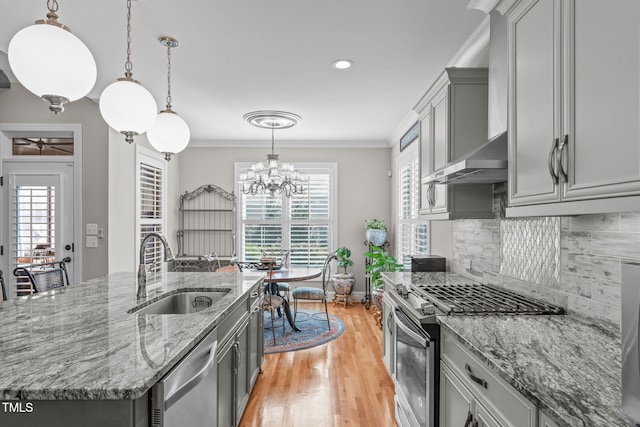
[414, 282, 565, 315]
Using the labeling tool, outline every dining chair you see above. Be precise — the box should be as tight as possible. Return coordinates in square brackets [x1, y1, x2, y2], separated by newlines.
[261, 250, 292, 300]
[0, 270, 7, 301]
[13, 261, 70, 293]
[263, 290, 285, 346]
[291, 253, 337, 330]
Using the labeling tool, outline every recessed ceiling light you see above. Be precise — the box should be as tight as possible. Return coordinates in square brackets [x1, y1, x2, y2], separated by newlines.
[332, 59, 353, 70]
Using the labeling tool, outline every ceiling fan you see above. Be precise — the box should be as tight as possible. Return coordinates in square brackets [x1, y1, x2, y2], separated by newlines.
[12, 137, 74, 155]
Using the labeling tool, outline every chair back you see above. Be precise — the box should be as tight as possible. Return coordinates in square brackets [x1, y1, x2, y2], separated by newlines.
[261, 250, 292, 268]
[198, 253, 221, 271]
[0, 270, 6, 301]
[13, 261, 69, 293]
[322, 253, 338, 292]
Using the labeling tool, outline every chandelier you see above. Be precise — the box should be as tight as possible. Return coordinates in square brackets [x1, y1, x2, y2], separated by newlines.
[8, 0, 97, 114]
[99, 0, 157, 144]
[239, 111, 307, 198]
[147, 36, 190, 161]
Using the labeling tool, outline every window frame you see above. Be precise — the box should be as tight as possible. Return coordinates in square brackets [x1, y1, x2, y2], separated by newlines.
[135, 146, 167, 272]
[234, 162, 338, 267]
[395, 144, 430, 268]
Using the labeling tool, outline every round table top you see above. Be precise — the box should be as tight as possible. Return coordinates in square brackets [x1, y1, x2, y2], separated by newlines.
[257, 267, 322, 283]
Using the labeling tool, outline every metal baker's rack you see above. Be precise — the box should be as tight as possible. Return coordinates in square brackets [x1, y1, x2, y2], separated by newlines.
[173, 184, 236, 272]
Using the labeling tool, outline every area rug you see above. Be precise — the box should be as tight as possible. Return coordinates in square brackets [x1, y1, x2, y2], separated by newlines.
[263, 308, 345, 354]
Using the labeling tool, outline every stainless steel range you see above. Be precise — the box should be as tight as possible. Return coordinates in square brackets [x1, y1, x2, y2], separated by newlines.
[386, 275, 564, 427]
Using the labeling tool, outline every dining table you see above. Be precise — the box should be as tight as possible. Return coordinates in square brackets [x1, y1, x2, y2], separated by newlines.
[251, 266, 322, 332]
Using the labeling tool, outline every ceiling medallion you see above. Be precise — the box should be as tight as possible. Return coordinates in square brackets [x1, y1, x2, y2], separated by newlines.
[243, 111, 301, 130]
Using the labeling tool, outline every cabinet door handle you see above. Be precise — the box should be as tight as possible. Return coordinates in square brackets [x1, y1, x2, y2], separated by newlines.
[387, 313, 393, 335]
[233, 342, 240, 374]
[465, 363, 488, 389]
[548, 138, 559, 184]
[558, 134, 569, 182]
[464, 410, 474, 427]
[425, 183, 432, 207]
[165, 340, 218, 410]
[428, 183, 436, 208]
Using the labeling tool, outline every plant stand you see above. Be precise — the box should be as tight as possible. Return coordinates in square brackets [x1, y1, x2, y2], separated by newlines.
[362, 240, 389, 309]
[332, 292, 355, 308]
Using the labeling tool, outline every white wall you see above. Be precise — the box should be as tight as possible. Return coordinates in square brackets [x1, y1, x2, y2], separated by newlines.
[179, 145, 391, 292]
[0, 82, 109, 280]
[108, 131, 180, 274]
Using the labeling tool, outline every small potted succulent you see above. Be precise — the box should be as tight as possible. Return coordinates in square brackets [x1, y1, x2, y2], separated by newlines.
[332, 246, 355, 298]
[364, 218, 387, 246]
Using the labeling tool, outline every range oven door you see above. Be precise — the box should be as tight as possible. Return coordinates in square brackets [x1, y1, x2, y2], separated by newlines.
[622, 261, 640, 424]
[394, 308, 436, 427]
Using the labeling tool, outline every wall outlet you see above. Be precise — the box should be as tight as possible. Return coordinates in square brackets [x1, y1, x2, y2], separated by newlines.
[86, 223, 98, 236]
[86, 236, 98, 248]
[464, 259, 472, 270]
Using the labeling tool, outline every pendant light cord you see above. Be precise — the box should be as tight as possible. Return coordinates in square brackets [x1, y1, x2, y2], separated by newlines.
[166, 43, 173, 110]
[124, 0, 133, 78]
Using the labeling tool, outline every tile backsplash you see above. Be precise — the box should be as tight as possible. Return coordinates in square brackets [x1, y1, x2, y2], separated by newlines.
[451, 184, 640, 326]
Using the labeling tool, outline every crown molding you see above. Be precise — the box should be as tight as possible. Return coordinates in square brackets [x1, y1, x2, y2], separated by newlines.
[188, 139, 391, 149]
[468, 0, 520, 15]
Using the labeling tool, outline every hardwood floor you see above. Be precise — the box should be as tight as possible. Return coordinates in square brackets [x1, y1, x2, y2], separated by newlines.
[240, 301, 397, 427]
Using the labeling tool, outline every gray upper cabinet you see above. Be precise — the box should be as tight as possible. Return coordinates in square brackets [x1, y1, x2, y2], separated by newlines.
[506, 0, 640, 216]
[417, 68, 494, 220]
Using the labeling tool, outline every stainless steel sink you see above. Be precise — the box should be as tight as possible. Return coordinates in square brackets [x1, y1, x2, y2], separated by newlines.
[129, 290, 230, 315]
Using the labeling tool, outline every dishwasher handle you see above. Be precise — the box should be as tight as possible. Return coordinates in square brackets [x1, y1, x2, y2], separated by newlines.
[165, 340, 218, 410]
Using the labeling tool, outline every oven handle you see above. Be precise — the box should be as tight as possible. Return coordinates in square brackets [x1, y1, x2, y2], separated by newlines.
[395, 308, 430, 347]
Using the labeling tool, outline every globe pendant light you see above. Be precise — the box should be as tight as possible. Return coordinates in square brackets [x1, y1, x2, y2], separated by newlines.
[8, 0, 97, 114]
[99, 0, 157, 144]
[147, 36, 190, 161]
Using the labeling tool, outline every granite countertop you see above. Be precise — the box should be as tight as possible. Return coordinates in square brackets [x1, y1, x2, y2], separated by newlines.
[0, 271, 263, 400]
[384, 272, 631, 427]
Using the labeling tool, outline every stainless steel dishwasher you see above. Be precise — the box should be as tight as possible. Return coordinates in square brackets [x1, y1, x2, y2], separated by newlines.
[150, 329, 218, 426]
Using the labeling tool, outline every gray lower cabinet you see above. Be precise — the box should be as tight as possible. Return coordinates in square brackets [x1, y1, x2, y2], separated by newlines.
[248, 296, 264, 387]
[440, 331, 537, 427]
[217, 283, 263, 427]
[382, 295, 395, 378]
[0, 397, 150, 427]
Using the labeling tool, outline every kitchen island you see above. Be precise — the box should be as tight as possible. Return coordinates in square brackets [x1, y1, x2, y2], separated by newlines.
[383, 272, 631, 427]
[0, 271, 263, 426]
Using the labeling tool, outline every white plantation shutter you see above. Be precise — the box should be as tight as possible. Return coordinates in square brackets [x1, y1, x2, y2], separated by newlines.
[136, 149, 167, 274]
[396, 148, 429, 269]
[238, 164, 336, 268]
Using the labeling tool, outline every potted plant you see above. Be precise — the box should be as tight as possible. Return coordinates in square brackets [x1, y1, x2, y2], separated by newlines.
[364, 218, 387, 246]
[364, 246, 403, 314]
[332, 246, 355, 303]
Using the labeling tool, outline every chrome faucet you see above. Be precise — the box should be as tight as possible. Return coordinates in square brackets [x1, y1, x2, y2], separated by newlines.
[137, 232, 175, 300]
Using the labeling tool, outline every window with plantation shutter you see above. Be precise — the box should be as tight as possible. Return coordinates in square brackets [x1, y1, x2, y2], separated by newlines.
[136, 148, 167, 275]
[237, 163, 336, 268]
[396, 146, 429, 269]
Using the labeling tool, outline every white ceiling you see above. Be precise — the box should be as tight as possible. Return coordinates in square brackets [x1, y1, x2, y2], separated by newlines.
[0, 0, 485, 147]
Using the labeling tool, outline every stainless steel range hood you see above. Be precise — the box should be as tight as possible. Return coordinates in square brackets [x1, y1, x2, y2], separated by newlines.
[422, 131, 507, 185]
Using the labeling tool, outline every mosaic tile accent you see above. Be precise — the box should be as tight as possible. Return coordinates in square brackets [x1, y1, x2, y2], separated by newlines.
[500, 217, 560, 288]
